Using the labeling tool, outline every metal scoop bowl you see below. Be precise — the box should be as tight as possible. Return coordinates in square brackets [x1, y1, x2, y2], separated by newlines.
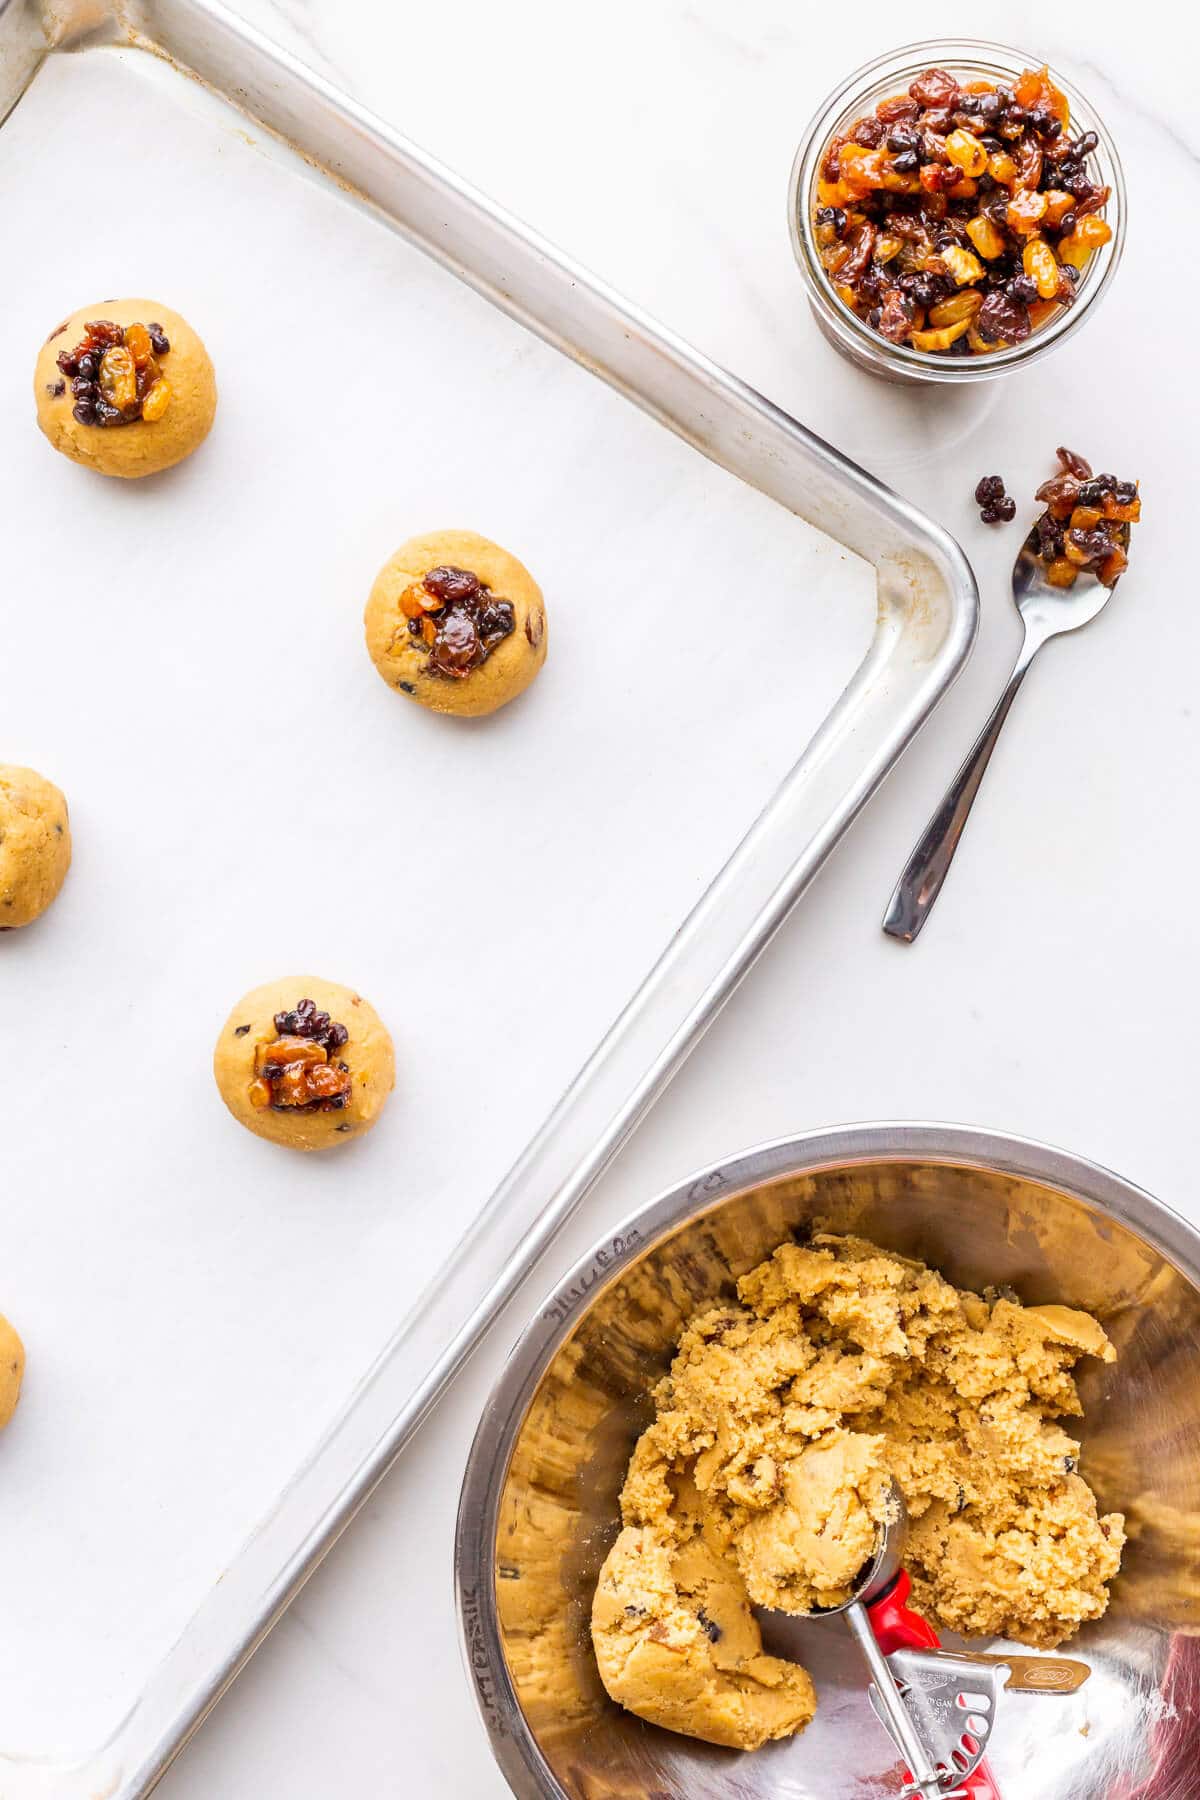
[756, 1483, 1089, 1800]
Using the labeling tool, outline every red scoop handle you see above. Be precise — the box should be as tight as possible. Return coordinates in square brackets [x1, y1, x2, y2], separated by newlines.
[866, 1570, 1003, 1800]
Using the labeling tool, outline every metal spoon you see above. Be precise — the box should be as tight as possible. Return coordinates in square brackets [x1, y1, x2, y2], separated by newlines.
[883, 532, 1119, 943]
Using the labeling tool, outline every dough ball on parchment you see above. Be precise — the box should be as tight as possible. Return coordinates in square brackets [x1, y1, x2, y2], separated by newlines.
[0, 1314, 25, 1432]
[364, 529, 547, 717]
[35, 300, 216, 479]
[0, 764, 71, 929]
[214, 977, 395, 1152]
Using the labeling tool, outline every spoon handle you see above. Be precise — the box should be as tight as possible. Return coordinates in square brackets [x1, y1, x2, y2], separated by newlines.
[845, 1599, 944, 1799]
[883, 635, 1038, 944]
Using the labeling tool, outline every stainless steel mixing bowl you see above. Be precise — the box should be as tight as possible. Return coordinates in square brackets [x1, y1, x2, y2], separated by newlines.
[456, 1124, 1200, 1799]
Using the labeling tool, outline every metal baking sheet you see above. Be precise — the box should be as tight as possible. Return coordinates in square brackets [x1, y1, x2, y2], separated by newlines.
[0, 2, 975, 1793]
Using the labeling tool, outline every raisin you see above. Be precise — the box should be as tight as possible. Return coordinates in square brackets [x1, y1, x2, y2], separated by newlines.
[1006, 273, 1039, 305]
[910, 68, 960, 110]
[1037, 515, 1064, 559]
[886, 123, 921, 154]
[975, 475, 1006, 505]
[1069, 526, 1111, 561]
[853, 117, 886, 148]
[976, 290, 1032, 344]
[477, 599, 516, 648]
[423, 564, 481, 605]
[922, 108, 955, 136]
[147, 323, 171, 355]
[1057, 446, 1093, 479]
[897, 269, 954, 309]
[1074, 186, 1111, 218]
[816, 205, 847, 241]
[428, 607, 482, 678]
[839, 221, 876, 283]
[876, 94, 921, 123]
[876, 288, 914, 343]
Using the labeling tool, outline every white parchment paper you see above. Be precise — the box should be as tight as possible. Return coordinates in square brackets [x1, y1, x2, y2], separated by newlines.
[0, 47, 873, 1754]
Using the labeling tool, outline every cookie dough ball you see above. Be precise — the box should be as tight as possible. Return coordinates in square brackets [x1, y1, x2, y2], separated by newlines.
[592, 1525, 817, 1751]
[35, 300, 216, 478]
[0, 1314, 24, 1432]
[214, 977, 395, 1151]
[364, 529, 547, 717]
[0, 765, 71, 929]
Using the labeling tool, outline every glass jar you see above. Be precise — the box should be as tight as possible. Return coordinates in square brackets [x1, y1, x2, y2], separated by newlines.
[788, 39, 1126, 385]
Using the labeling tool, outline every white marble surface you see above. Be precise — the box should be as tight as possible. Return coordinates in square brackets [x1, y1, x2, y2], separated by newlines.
[153, 3, 1196, 1795]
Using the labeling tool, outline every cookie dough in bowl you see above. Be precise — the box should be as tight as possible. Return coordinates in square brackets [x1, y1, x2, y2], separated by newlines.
[592, 1235, 1124, 1749]
[214, 977, 395, 1151]
[35, 300, 216, 478]
[0, 1313, 25, 1431]
[364, 529, 547, 717]
[0, 764, 71, 929]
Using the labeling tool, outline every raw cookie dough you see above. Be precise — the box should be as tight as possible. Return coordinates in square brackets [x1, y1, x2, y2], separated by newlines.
[213, 977, 395, 1151]
[0, 1313, 24, 1431]
[35, 300, 216, 478]
[592, 1234, 1125, 1751]
[364, 529, 547, 717]
[0, 765, 71, 928]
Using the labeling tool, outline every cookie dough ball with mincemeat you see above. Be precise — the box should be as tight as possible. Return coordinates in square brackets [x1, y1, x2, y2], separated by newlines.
[0, 764, 71, 929]
[35, 300, 216, 478]
[214, 977, 395, 1151]
[364, 529, 547, 717]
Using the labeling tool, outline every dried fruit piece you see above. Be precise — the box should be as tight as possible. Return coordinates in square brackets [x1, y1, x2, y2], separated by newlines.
[1023, 238, 1062, 300]
[929, 289, 983, 328]
[1057, 446, 1093, 479]
[1041, 189, 1076, 228]
[1058, 216, 1112, 268]
[976, 290, 1032, 345]
[944, 129, 988, 178]
[1006, 189, 1048, 233]
[912, 317, 971, 352]
[400, 582, 435, 619]
[909, 68, 960, 110]
[876, 288, 915, 343]
[940, 244, 984, 287]
[966, 214, 1006, 260]
[98, 345, 138, 413]
[1012, 136, 1044, 191]
[141, 378, 171, 422]
[123, 322, 154, 368]
[876, 94, 921, 123]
